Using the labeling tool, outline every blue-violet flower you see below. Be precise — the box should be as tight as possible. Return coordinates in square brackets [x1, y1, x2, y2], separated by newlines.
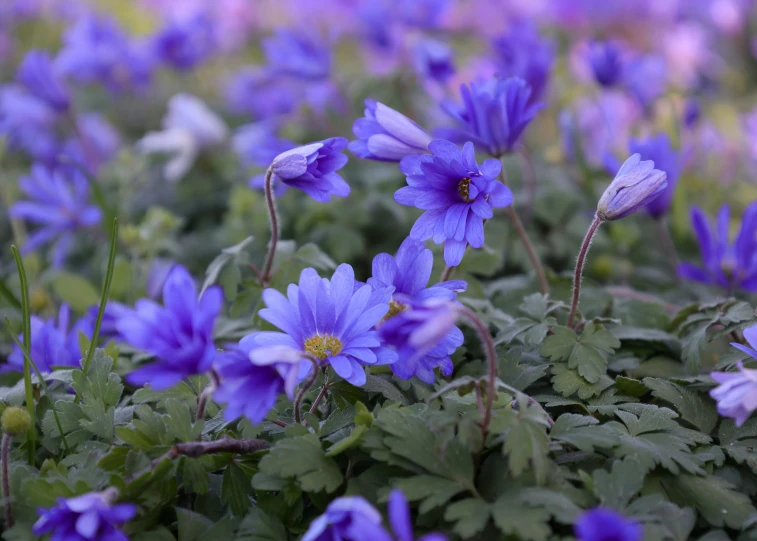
[574, 508, 642, 541]
[491, 23, 554, 105]
[710, 325, 757, 426]
[596, 153, 667, 221]
[586, 40, 624, 88]
[349, 100, 433, 162]
[16, 50, 70, 112]
[389, 489, 448, 541]
[302, 496, 393, 541]
[270, 138, 350, 202]
[412, 37, 455, 84]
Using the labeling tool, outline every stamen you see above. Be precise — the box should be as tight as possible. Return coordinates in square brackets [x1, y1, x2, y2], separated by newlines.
[303, 334, 343, 360]
[458, 177, 472, 202]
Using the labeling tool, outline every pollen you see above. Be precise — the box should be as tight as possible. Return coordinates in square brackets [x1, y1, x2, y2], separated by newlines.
[458, 177, 472, 202]
[382, 299, 408, 322]
[303, 334, 343, 360]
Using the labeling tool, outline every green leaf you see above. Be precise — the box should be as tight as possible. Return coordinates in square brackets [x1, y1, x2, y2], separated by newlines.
[363, 375, 407, 404]
[236, 507, 288, 541]
[591, 457, 644, 509]
[164, 399, 204, 442]
[175, 508, 213, 541]
[222, 462, 253, 516]
[258, 433, 343, 493]
[181, 457, 209, 494]
[51, 272, 100, 312]
[539, 326, 577, 361]
[202, 236, 254, 295]
[520, 488, 582, 523]
[492, 491, 551, 541]
[614, 376, 648, 397]
[643, 378, 718, 434]
[498, 347, 547, 391]
[72, 350, 123, 407]
[550, 413, 618, 452]
[325, 425, 367, 457]
[551, 364, 613, 399]
[394, 475, 470, 514]
[663, 474, 757, 529]
[444, 499, 491, 538]
[503, 403, 550, 485]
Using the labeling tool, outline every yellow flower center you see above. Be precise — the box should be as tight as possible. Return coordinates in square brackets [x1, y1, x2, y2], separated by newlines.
[458, 177, 472, 202]
[303, 334, 343, 360]
[382, 299, 408, 322]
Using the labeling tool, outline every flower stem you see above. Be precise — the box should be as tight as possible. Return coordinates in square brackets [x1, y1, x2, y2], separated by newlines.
[440, 265, 455, 282]
[261, 167, 278, 286]
[567, 214, 603, 328]
[2, 432, 12, 529]
[499, 168, 549, 295]
[458, 307, 498, 436]
[195, 370, 219, 424]
[655, 217, 680, 277]
[294, 358, 320, 424]
[308, 382, 329, 415]
[163, 436, 269, 460]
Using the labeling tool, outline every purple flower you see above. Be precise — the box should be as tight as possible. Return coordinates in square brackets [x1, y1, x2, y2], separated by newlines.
[16, 50, 70, 112]
[439, 77, 543, 157]
[9, 164, 102, 267]
[33, 491, 137, 541]
[412, 37, 455, 84]
[349, 100, 433, 162]
[683, 99, 701, 129]
[369, 238, 465, 383]
[251, 264, 397, 387]
[224, 68, 297, 120]
[491, 23, 554, 105]
[214, 339, 307, 424]
[0, 86, 61, 163]
[388, 489, 448, 541]
[629, 134, 681, 218]
[270, 138, 350, 202]
[394, 140, 512, 266]
[302, 496, 393, 541]
[263, 30, 330, 81]
[586, 40, 624, 88]
[118, 265, 223, 390]
[64, 112, 122, 172]
[56, 14, 153, 93]
[379, 297, 460, 372]
[5, 304, 86, 373]
[398, 0, 451, 28]
[233, 123, 296, 196]
[152, 13, 216, 71]
[679, 203, 757, 292]
[146, 258, 175, 299]
[596, 154, 667, 221]
[574, 508, 642, 541]
[623, 54, 667, 110]
[710, 325, 757, 426]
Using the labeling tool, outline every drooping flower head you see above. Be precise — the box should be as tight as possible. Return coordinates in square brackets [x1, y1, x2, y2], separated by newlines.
[136, 93, 228, 182]
[349, 100, 433, 162]
[439, 77, 543, 157]
[233, 122, 296, 195]
[678, 203, 757, 292]
[379, 297, 460, 376]
[710, 324, 757, 426]
[491, 23, 554, 105]
[596, 154, 667, 221]
[152, 13, 216, 71]
[9, 164, 102, 267]
[214, 339, 308, 424]
[388, 489, 448, 541]
[263, 29, 331, 81]
[270, 138, 350, 202]
[33, 490, 137, 541]
[413, 37, 455, 84]
[56, 14, 153, 93]
[395, 140, 512, 266]
[574, 508, 643, 541]
[250, 264, 397, 386]
[302, 496, 393, 541]
[586, 40, 624, 88]
[628, 134, 682, 218]
[5, 304, 87, 373]
[369, 238, 465, 383]
[16, 50, 71, 112]
[118, 265, 223, 390]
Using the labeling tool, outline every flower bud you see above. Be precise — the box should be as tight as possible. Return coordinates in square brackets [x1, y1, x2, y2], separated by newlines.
[596, 153, 667, 221]
[2, 407, 31, 435]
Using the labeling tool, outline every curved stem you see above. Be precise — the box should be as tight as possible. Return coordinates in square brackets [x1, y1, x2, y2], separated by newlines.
[309, 382, 329, 415]
[567, 214, 603, 328]
[261, 167, 278, 286]
[440, 265, 455, 282]
[2, 432, 12, 528]
[458, 307, 498, 436]
[499, 168, 549, 295]
[294, 357, 320, 425]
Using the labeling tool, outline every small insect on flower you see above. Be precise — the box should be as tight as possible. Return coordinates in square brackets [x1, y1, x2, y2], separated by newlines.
[574, 508, 643, 541]
[710, 324, 757, 426]
[596, 153, 667, 221]
[395, 140, 512, 266]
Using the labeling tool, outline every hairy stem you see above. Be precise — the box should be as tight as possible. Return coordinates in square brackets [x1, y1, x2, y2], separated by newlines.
[440, 265, 455, 282]
[500, 168, 549, 295]
[458, 307, 498, 436]
[567, 214, 603, 328]
[158, 436, 269, 464]
[261, 167, 278, 286]
[294, 358, 320, 424]
[2, 433, 12, 529]
[309, 382, 329, 415]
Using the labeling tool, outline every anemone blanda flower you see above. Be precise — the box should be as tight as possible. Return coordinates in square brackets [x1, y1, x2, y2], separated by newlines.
[679, 203, 757, 292]
[250, 264, 397, 387]
[232, 122, 296, 196]
[263, 29, 330, 81]
[388, 489, 448, 541]
[394, 140, 512, 266]
[398, 0, 451, 28]
[0, 85, 61, 163]
[710, 325, 757, 426]
[64, 112, 122, 173]
[118, 265, 223, 390]
[623, 54, 667, 110]
[596, 154, 667, 221]
[586, 40, 624, 88]
[136, 93, 228, 182]
[214, 338, 308, 424]
[439, 77, 543, 157]
[349, 100, 433, 162]
[33, 490, 137, 541]
[302, 496, 393, 541]
[491, 23, 554, 105]
[369, 238, 465, 383]
[574, 508, 642, 541]
[152, 13, 216, 71]
[270, 138, 350, 202]
[16, 50, 70, 112]
[5, 304, 87, 373]
[9, 164, 102, 267]
[224, 67, 297, 120]
[412, 37, 455, 84]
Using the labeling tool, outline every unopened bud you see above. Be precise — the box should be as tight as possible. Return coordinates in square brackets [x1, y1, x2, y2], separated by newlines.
[596, 153, 667, 221]
[2, 407, 31, 435]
